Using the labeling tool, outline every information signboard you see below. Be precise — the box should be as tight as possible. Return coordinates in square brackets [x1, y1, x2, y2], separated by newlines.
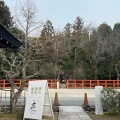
[23, 80, 53, 120]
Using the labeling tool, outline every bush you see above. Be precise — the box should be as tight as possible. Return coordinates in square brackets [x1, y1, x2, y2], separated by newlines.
[101, 87, 119, 115]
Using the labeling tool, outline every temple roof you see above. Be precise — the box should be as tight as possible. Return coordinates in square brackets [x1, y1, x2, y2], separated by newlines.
[0, 24, 22, 51]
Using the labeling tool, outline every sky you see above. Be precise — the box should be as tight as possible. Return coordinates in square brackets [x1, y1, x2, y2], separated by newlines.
[4, 0, 120, 30]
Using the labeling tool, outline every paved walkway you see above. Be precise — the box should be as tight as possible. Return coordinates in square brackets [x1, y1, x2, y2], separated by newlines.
[58, 106, 92, 120]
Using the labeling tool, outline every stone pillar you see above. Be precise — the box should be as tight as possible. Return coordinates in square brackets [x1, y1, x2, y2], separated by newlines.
[95, 86, 103, 115]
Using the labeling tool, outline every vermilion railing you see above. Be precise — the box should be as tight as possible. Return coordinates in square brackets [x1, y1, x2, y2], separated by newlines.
[0, 79, 60, 89]
[0, 79, 120, 89]
[66, 80, 120, 89]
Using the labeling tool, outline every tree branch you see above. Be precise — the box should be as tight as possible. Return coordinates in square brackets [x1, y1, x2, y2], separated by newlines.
[26, 70, 41, 79]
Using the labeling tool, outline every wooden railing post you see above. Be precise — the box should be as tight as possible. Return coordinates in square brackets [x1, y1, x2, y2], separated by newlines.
[74, 80, 76, 88]
[82, 80, 84, 88]
[105, 80, 107, 88]
[90, 80, 92, 89]
[3, 79, 5, 89]
[97, 80, 99, 86]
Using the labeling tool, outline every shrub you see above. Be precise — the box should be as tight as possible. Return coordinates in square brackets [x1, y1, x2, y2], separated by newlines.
[101, 87, 119, 115]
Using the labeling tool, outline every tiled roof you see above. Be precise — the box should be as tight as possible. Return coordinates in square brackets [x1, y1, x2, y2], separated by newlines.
[0, 24, 22, 51]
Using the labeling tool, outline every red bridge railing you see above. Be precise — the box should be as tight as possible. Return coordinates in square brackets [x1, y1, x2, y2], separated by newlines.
[0, 79, 60, 89]
[0, 79, 120, 89]
[66, 80, 120, 89]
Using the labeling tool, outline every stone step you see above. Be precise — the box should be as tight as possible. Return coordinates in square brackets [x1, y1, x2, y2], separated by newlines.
[58, 106, 92, 120]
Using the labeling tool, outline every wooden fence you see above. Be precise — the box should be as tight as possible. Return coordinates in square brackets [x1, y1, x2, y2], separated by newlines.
[0, 79, 120, 89]
[66, 80, 120, 89]
[0, 79, 59, 89]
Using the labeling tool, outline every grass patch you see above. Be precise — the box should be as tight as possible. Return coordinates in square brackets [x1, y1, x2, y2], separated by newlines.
[87, 112, 120, 120]
[0, 113, 58, 120]
[0, 114, 17, 120]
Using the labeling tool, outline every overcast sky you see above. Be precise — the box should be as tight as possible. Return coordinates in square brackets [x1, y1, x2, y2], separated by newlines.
[4, 0, 120, 30]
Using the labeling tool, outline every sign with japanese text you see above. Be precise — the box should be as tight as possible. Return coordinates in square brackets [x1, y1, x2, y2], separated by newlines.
[23, 80, 53, 120]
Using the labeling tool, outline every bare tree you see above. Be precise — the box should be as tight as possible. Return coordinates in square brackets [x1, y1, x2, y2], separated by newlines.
[0, 0, 43, 113]
[53, 30, 67, 78]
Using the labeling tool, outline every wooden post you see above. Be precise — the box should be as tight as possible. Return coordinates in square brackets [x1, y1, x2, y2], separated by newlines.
[82, 80, 84, 88]
[90, 80, 92, 89]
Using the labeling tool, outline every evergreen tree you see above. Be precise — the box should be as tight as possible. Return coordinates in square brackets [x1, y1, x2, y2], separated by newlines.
[112, 23, 120, 80]
[98, 23, 115, 80]
[63, 23, 72, 54]
[0, 0, 13, 28]
[39, 20, 54, 60]
[72, 16, 84, 45]
[39, 20, 55, 77]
